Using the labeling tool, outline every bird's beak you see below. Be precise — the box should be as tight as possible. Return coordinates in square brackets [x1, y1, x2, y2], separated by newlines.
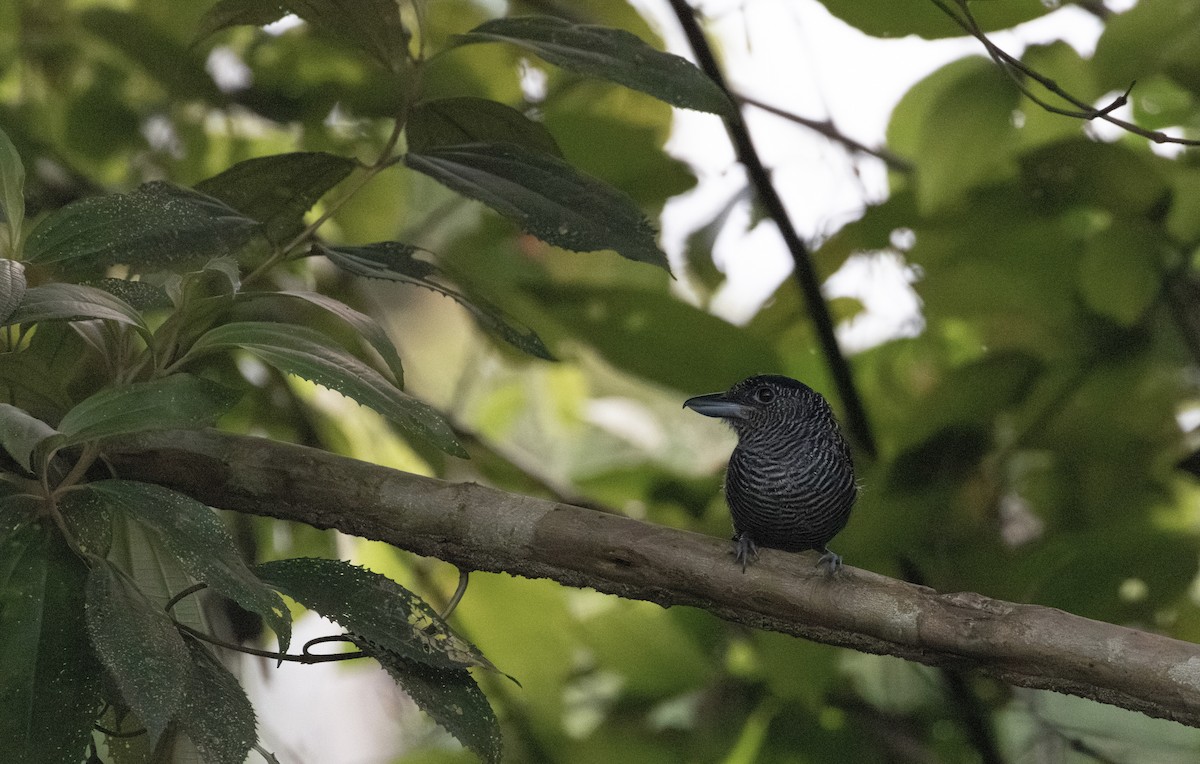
[683, 393, 752, 420]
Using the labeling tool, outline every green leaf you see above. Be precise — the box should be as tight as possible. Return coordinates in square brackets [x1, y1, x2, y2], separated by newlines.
[0, 259, 25, 325]
[256, 558, 499, 674]
[357, 641, 502, 764]
[195, 152, 357, 246]
[197, 0, 410, 72]
[85, 480, 292, 651]
[193, 0, 290, 43]
[533, 285, 782, 394]
[0, 404, 57, 472]
[0, 127, 24, 258]
[3, 283, 151, 341]
[86, 559, 189, 745]
[0, 521, 101, 764]
[887, 57, 1020, 213]
[405, 142, 668, 270]
[813, 0, 1049, 39]
[58, 488, 114, 559]
[24, 181, 261, 275]
[1078, 223, 1163, 327]
[407, 97, 562, 156]
[84, 278, 172, 312]
[185, 321, 466, 456]
[56, 374, 240, 446]
[239, 290, 406, 385]
[0, 324, 82, 421]
[454, 16, 733, 116]
[316, 241, 554, 360]
[179, 637, 257, 764]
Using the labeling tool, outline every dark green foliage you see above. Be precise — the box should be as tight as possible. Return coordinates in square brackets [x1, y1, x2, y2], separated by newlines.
[4, 0, 1200, 762]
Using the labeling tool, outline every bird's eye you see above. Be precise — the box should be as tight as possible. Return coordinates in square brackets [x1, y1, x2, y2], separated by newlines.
[754, 386, 774, 403]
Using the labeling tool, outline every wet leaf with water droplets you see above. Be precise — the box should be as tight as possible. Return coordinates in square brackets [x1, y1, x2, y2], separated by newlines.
[357, 641, 502, 764]
[316, 241, 555, 360]
[179, 639, 257, 764]
[195, 151, 356, 246]
[454, 16, 734, 116]
[85, 559, 189, 745]
[405, 142, 669, 271]
[86, 480, 292, 652]
[407, 97, 562, 156]
[83, 278, 172, 312]
[56, 373, 240, 447]
[24, 181, 260, 276]
[185, 321, 466, 456]
[0, 520, 102, 763]
[256, 558, 503, 674]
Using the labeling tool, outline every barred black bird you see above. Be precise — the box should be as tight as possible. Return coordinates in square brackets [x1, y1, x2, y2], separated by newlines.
[684, 375, 857, 573]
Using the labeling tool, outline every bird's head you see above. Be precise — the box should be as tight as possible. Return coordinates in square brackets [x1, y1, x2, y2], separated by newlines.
[683, 375, 831, 439]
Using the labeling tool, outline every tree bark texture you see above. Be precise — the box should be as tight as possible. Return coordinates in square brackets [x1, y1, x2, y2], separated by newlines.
[106, 430, 1200, 727]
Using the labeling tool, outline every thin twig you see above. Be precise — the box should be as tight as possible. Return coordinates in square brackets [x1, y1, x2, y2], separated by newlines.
[930, 0, 1200, 146]
[666, 0, 877, 458]
[176, 622, 365, 663]
[737, 94, 914, 172]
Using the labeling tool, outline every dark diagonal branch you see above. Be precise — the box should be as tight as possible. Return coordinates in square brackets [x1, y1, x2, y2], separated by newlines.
[109, 430, 1200, 728]
[665, 0, 877, 458]
[737, 94, 914, 173]
[931, 0, 1200, 146]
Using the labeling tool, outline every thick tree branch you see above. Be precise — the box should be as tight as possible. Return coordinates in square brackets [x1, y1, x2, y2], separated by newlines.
[107, 430, 1200, 728]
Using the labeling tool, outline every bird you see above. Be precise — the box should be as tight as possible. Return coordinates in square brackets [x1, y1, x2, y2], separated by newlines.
[684, 375, 857, 573]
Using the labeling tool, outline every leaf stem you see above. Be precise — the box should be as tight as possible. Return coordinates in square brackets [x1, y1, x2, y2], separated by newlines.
[176, 622, 366, 663]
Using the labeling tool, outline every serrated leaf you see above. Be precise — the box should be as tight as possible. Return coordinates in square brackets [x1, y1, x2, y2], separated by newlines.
[239, 290, 405, 384]
[256, 558, 499, 674]
[185, 321, 466, 456]
[454, 16, 733, 116]
[85, 479, 292, 651]
[24, 181, 260, 275]
[0, 404, 57, 472]
[85, 559, 189, 745]
[195, 152, 357, 246]
[316, 241, 554, 360]
[0, 127, 25, 258]
[405, 142, 668, 270]
[407, 97, 562, 156]
[3, 283, 151, 342]
[0, 521, 102, 764]
[56, 374, 240, 446]
[357, 641, 502, 764]
[178, 639, 257, 764]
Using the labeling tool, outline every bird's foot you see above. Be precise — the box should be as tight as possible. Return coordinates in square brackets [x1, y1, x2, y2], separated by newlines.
[733, 533, 759, 572]
[815, 548, 843, 575]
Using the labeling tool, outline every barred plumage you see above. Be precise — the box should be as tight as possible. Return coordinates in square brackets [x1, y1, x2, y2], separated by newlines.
[684, 375, 857, 573]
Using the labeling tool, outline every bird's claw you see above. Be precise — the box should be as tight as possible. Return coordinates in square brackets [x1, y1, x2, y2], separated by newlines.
[733, 533, 759, 573]
[815, 549, 843, 575]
